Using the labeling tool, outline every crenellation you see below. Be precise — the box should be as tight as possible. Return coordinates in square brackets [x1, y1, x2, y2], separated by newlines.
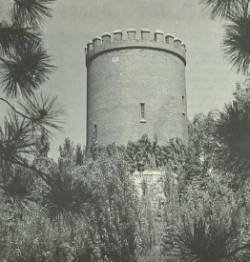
[93, 36, 102, 47]
[86, 28, 188, 147]
[113, 29, 123, 41]
[101, 32, 111, 44]
[87, 41, 93, 52]
[141, 28, 151, 40]
[165, 34, 174, 44]
[154, 30, 164, 42]
[127, 28, 137, 40]
[86, 29, 186, 66]
[174, 38, 182, 48]
[181, 42, 186, 51]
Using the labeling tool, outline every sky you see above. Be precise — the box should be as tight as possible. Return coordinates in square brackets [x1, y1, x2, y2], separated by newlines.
[0, 0, 245, 157]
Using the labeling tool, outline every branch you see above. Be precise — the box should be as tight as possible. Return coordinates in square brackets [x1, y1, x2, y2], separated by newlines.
[226, 242, 250, 258]
[13, 159, 53, 188]
[0, 57, 6, 63]
[0, 97, 32, 120]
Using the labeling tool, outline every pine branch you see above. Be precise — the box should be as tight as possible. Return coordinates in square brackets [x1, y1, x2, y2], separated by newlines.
[0, 41, 55, 98]
[0, 22, 40, 56]
[12, 0, 56, 27]
[13, 158, 52, 187]
[0, 97, 32, 120]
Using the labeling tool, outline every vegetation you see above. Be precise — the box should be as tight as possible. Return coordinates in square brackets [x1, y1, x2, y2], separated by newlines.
[202, 0, 250, 74]
[2, 91, 250, 261]
[0, 0, 61, 181]
[2, 0, 250, 262]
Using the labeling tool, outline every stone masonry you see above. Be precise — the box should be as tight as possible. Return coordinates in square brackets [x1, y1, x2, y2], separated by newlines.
[85, 28, 188, 146]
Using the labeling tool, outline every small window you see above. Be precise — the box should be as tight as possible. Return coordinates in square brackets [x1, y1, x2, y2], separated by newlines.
[140, 103, 145, 119]
[182, 95, 185, 100]
[140, 103, 146, 123]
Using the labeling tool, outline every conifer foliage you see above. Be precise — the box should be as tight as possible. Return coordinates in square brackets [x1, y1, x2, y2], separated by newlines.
[202, 0, 250, 74]
[0, 0, 61, 187]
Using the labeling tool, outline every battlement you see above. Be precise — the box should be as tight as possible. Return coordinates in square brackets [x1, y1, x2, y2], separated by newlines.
[85, 29, 186, 66]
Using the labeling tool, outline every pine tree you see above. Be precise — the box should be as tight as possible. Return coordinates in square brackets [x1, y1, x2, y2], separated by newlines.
[202, 0, 250, 74]
[0, 0, 61, 195]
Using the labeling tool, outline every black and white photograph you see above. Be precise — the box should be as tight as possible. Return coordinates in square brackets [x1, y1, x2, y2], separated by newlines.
[1, 0, 250, 261]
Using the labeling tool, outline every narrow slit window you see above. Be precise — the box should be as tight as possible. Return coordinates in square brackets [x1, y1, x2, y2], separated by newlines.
[94, 124, 98, 140]
[140, 103, 145, 119]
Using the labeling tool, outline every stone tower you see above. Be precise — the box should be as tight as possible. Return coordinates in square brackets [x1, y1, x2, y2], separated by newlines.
[85, 29, 188, 146]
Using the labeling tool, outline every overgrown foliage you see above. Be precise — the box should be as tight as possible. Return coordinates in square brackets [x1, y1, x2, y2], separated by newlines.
[2, 0, 250, 261]
[2, 93, 250, 261]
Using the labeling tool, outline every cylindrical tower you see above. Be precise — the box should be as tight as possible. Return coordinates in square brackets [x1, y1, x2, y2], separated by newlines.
[85, 29, 188, 146]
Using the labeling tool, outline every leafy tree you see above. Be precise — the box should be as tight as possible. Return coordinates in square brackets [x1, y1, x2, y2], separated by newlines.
[0, 141, 140, 261]
[81, 151, 139, 262]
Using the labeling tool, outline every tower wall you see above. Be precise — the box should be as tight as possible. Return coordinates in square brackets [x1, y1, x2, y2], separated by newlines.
[86, 29, 188, 146]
